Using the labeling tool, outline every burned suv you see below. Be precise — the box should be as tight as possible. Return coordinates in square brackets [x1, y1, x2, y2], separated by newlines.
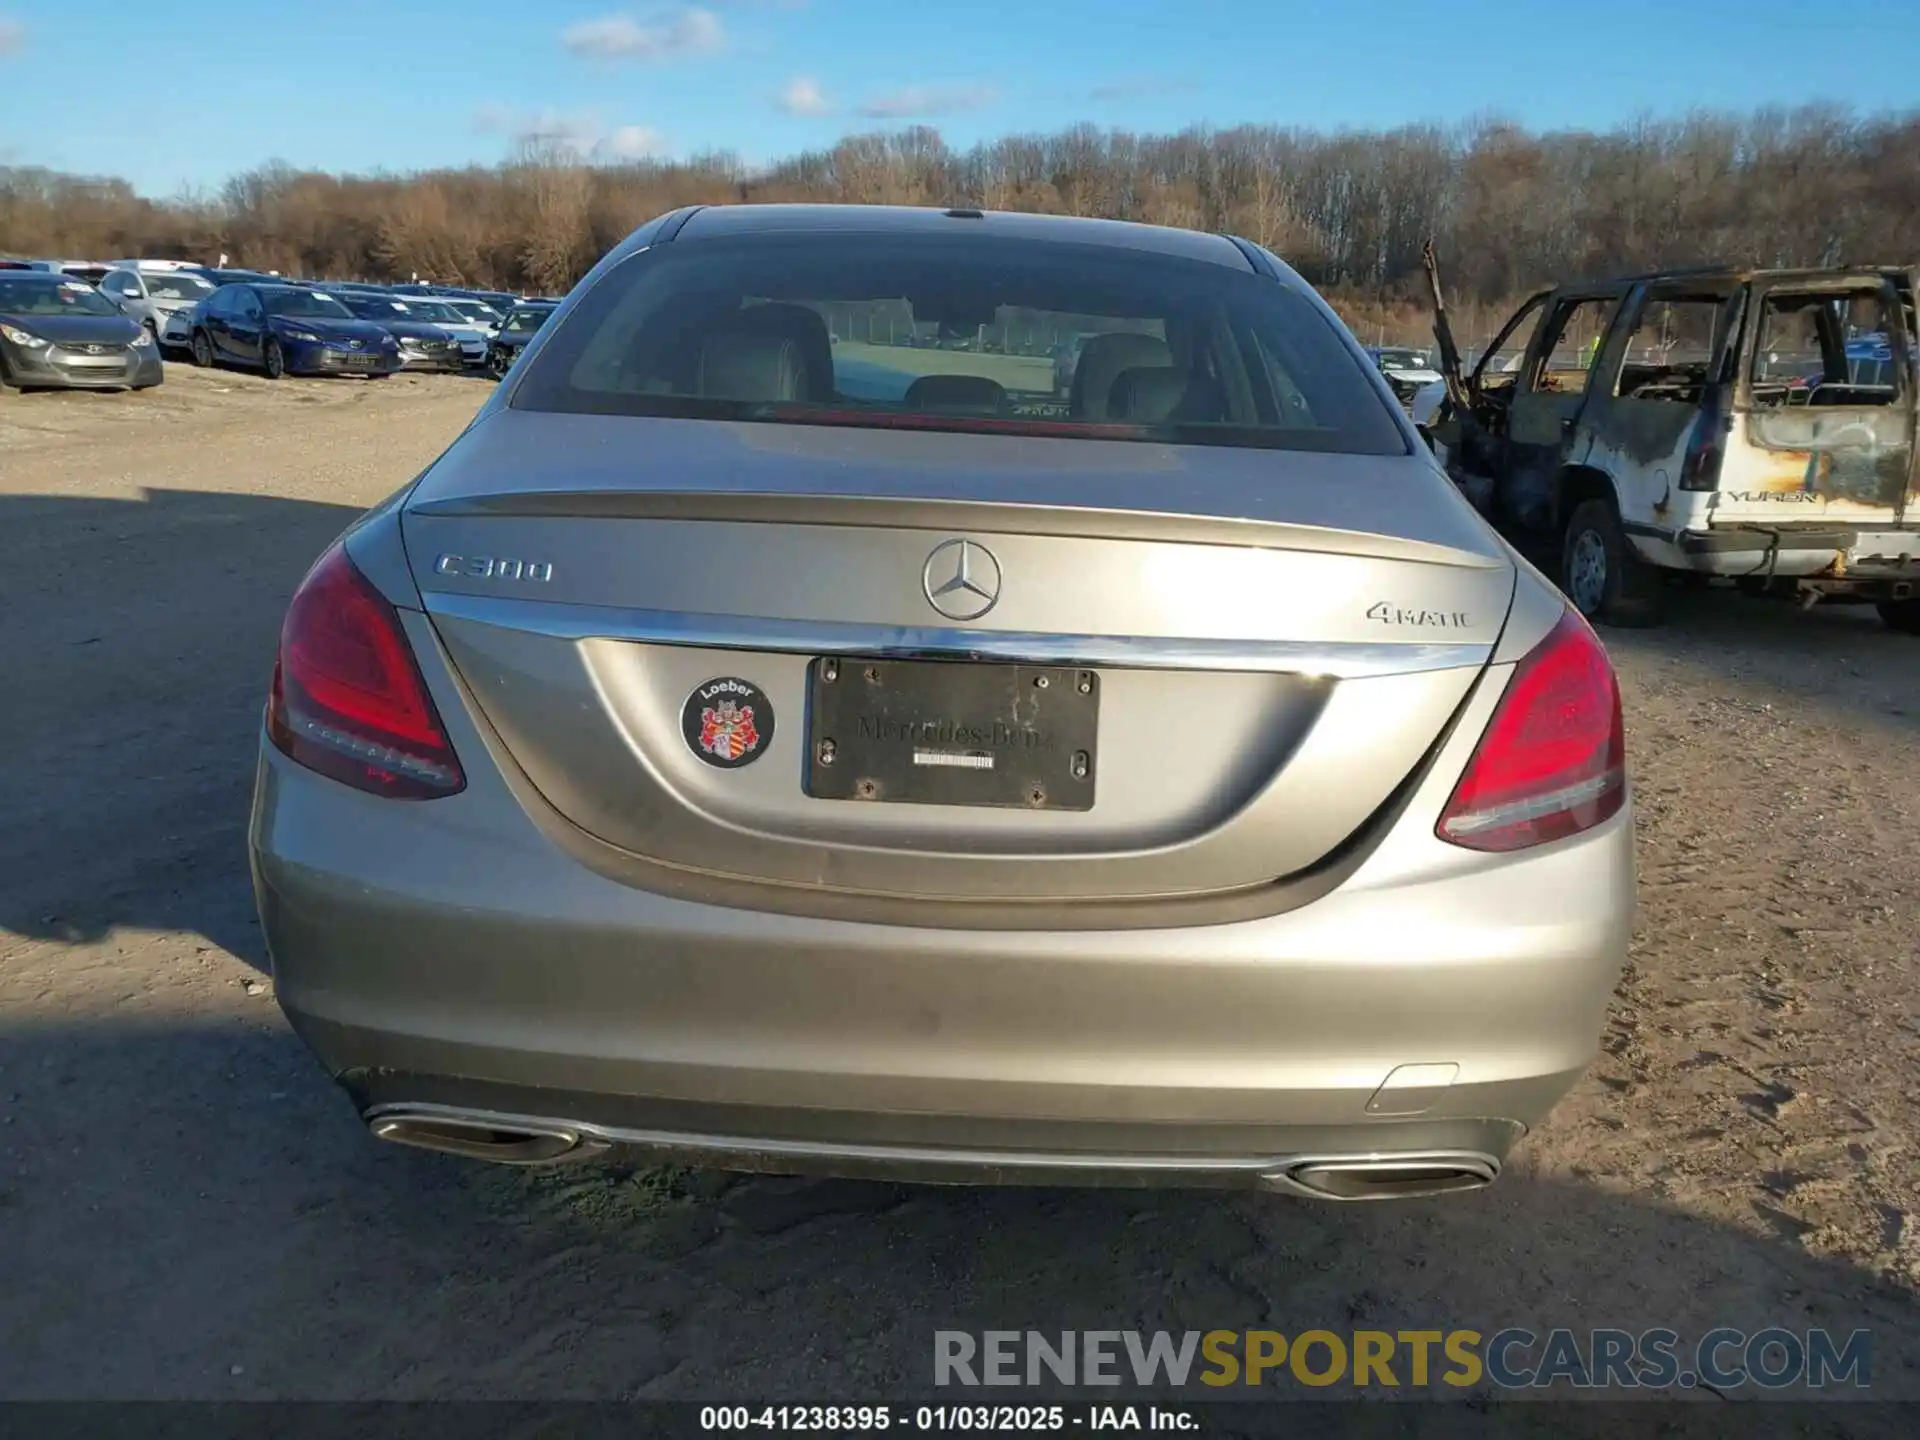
[1422, 261, 1920, 631]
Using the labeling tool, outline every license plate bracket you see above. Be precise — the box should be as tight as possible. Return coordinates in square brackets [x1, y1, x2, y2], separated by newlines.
[804, 658, 1098, 811]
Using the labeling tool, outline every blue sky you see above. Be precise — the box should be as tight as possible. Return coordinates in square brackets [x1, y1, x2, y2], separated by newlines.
[0, 0, 1914, 197]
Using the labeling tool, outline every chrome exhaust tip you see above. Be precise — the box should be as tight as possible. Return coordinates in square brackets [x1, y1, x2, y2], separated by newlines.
[1268, 1152, 1499, 1201]
[366, 1106, 608, 1166]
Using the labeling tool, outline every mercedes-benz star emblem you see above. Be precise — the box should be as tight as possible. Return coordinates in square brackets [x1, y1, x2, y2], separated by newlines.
[921, 538, 1002, 621]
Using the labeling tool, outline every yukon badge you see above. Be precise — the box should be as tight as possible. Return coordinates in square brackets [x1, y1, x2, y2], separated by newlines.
[682, 677, 775, 769]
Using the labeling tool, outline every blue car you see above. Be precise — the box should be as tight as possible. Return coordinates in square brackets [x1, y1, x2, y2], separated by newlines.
[187, 283, 402, 379]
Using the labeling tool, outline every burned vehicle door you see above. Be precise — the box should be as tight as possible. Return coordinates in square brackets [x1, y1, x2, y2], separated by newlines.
[1434, 289, 1549, 513]
[1575, 280, 1745, 535]
[1498, 292, 1628, 534]
[1717, 272, 1915, 527]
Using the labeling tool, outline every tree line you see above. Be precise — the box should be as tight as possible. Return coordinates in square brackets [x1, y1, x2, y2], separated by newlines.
[3, 105, 1914, 343]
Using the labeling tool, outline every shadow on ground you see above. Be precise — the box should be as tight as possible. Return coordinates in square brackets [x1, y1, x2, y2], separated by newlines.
[0, 1014, 1912, 1415]
[1, 487, 366, 964]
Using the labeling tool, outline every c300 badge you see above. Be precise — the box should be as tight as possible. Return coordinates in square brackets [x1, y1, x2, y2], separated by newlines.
[683, 677, 774, 769]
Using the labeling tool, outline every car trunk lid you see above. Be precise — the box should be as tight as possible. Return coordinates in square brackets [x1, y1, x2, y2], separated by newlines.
[401, 410, 1515, 904]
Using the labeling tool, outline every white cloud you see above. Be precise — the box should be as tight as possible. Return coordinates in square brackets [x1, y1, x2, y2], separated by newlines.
[0, 17, 26, 56]
[472, 106, 668, 162]
[855, 84, 998, 120]
[776, 76, 832, 117]
[599, 124, 668, 160]
[560, 8, 725, 61]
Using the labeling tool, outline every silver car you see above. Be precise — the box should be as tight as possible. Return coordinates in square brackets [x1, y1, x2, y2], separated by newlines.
[249, 205, 1633, 1200]
[378, 295, 493, 366]
[0, 272, 165, 391]
[99, 265, 217, 351]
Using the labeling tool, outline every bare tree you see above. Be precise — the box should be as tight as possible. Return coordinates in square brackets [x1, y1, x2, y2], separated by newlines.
[11, 103, 1917, 337]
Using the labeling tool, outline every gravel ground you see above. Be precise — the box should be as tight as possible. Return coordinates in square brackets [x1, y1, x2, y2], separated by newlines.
[2, 365, 1917, 1413]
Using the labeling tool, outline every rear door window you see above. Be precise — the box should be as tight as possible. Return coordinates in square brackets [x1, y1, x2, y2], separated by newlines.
[1750, 288, 1904, 408]
[1615, 296, 1727, 404]
[511, 232, 1407, 455]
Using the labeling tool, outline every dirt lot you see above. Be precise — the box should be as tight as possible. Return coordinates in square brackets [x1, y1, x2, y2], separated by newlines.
[2, 364, 1918, 1409]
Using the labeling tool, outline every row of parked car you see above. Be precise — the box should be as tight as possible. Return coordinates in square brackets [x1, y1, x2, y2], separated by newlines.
[0, 256, 561, 394]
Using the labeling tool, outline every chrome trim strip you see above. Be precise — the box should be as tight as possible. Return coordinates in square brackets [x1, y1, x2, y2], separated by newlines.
[362, 1103, 1500, 1198]
[420, 590, 1492, 678]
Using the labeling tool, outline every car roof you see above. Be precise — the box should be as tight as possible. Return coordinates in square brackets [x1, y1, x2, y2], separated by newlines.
[670, 204, 1251, 270]
[1548, 263, 1916, 295]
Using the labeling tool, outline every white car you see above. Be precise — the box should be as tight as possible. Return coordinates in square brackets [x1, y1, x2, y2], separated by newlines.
[1368, 346, 1444, 400]
[379, 296, 492, 364]
[98, 263, 219, 351]
[440, 297, 504, 339]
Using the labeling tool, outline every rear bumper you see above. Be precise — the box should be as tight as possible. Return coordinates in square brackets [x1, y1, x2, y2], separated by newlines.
[250, 629, 1635, 1189]
[1627, 522, 1920, 589]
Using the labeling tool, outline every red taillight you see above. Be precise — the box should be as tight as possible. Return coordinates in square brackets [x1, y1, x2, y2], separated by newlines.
[1436, 610, 1625, 853]
[267, 544, 464, 799]
[1678, 400, 1728, 491]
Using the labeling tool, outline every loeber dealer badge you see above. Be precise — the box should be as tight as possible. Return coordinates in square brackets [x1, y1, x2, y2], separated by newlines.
[684, 676, 774, 769]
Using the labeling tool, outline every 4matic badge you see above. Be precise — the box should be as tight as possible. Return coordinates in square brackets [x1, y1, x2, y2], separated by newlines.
[683, 677, 774, 769]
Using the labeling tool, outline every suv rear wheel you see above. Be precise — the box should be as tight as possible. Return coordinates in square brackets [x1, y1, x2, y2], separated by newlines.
[1562, 497, 1669, 627]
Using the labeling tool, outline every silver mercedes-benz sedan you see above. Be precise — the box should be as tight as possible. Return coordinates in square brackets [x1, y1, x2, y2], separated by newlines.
[249, 204, 1633, 1200]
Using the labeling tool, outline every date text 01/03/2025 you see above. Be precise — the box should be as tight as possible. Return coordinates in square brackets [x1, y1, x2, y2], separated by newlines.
[698, 1403, 1198, 1431]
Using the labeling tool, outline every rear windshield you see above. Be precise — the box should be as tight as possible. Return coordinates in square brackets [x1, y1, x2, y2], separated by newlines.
[511, 233, 1407, 454]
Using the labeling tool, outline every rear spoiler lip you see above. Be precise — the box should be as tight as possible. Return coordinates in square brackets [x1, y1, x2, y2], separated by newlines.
[407, 488, 1511, 571]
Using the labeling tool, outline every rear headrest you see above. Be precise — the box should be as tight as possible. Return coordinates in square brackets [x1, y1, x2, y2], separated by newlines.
[697, 325, 810, 403]
[733, 302, 833, 401]
[1070, 332, 1172, 419]
[903, 373, 1007, 414]
[1109, 367, 1228, 424]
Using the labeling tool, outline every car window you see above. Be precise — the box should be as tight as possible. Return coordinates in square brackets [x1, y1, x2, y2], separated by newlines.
[260, 289, 354, 319]
[146, 273, 214, 302]
[102, 271, 138, 297]
[1749, 288, 1902, 408]
[512, 234, 1407, 455]
[1614, 296, 1725, 403]
[502, 307, 552, 335]
[0, 277, 125, 316]
[1529, 297, 1616, 395]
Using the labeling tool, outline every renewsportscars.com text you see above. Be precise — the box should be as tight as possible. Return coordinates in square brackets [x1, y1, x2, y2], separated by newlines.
[933, 1328, 1871, 1391]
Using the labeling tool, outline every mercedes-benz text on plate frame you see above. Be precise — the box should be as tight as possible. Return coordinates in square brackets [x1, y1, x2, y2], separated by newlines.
[250, 203, 1633, 1201]
[922, 538, 1002, 621]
